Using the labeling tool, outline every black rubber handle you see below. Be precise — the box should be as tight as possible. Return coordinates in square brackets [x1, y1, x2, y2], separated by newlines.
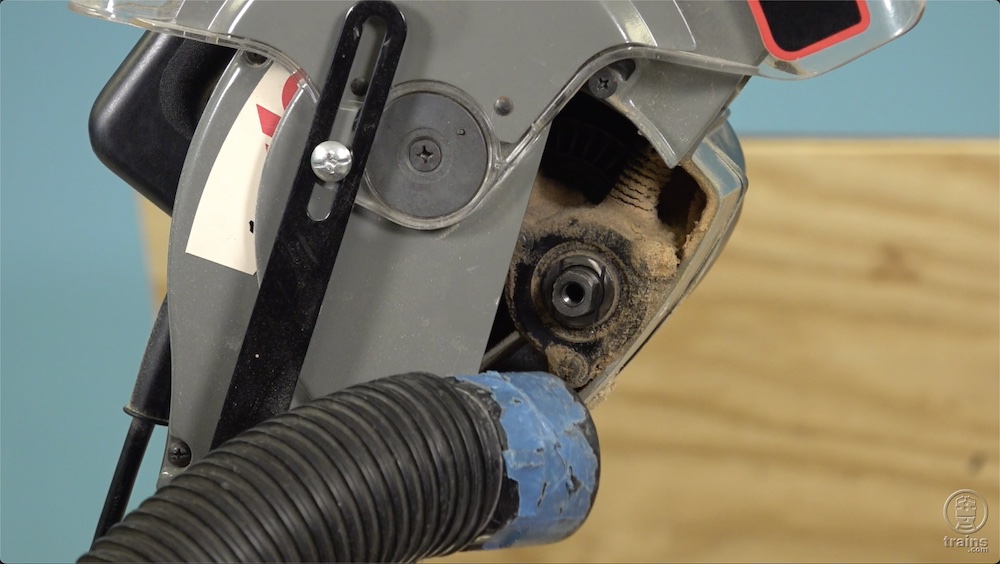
[90, 32, 234, 215]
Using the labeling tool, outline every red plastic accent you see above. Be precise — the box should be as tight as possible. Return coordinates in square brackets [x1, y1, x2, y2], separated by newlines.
[747, 0, 871, 61]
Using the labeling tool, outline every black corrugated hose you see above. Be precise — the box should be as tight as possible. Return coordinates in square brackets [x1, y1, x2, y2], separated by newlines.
[82, 373, 512, 562]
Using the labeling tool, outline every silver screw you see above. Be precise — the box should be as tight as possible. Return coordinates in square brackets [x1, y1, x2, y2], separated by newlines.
[407, 138, 442, 172]
[310, 141, 353, 182]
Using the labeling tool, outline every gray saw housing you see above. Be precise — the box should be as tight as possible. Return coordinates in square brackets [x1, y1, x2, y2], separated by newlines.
[67, 0, 924, 480]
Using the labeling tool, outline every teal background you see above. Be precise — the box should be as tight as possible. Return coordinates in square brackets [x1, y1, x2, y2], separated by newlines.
[1, 1, 997, 562]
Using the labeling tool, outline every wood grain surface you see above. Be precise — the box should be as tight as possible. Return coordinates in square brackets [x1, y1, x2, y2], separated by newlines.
[139, 140, 999, 562]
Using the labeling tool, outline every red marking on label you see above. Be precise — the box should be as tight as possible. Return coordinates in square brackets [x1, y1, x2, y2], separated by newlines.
[281, 73, 299, 110]
[256, 104, 281, 138]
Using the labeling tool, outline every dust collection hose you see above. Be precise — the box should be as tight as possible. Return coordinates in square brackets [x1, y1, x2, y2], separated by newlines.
[82, 371, 599, 562]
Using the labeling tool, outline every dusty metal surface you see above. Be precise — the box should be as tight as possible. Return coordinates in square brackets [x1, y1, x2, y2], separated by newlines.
[506, 145, 714, 390]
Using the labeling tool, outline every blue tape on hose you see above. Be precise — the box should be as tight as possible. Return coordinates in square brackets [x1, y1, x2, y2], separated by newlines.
[455, 371, 599, 549]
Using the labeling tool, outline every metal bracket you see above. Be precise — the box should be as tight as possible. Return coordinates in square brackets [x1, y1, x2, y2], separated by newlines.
[211, 0, 407, 448]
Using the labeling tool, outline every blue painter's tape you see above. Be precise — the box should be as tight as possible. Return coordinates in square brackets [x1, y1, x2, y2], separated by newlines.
[455, 371, 600, 549]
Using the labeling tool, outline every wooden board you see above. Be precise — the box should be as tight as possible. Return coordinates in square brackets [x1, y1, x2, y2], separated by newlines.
[139, 140, 999, 562]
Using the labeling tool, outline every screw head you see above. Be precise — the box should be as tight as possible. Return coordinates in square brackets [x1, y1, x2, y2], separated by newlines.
[494, 96, 513, 116]
[349, 77, 368, 97]
[310, 141, 353, 183]
[407, 138, 442, 172]
[168, 440, 192, 468]
[241, 51, 268, 67]
[587, 67, 622, 99]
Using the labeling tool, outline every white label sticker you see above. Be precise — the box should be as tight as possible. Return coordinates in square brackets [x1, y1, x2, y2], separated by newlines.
[185, 64, 294, 275]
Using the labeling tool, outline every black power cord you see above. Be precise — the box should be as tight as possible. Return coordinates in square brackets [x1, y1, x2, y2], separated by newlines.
[93, 298, 171, 541]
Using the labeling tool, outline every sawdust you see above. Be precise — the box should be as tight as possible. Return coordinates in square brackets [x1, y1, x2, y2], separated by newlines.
[545, 345, 591, 389]
[585, 379, 617, 409]
[679, 164, 720, 261]
[506, 145, 715, 393]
